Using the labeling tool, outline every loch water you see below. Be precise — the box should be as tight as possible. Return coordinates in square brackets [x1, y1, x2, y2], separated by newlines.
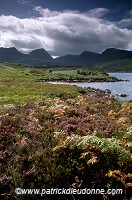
[50, 73, 132, 100]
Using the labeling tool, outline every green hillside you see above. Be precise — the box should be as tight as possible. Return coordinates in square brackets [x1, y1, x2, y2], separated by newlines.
[95, 59, 132, 72]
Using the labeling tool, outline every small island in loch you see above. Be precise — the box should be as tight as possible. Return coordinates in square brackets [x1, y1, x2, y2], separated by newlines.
[35, 68, 121, 83]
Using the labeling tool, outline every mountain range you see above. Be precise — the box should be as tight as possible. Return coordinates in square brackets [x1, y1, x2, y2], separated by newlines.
[0, 47, 132, 69]
[0, 47, 54, 66]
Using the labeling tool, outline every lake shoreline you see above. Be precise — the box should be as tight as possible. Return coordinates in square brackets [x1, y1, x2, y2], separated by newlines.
[48, 73, 131, 100]
[84, 87, 129, 99]
[84, 87, 112, 98]
[38, 77, 125, 83]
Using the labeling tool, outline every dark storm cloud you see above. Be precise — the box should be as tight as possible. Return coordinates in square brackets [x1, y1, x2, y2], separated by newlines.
[0, 7, 132, 56]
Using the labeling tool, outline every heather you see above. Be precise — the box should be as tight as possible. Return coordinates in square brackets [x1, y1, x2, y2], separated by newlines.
[0, 64, 132, 199]
[0, 95, 132, 200]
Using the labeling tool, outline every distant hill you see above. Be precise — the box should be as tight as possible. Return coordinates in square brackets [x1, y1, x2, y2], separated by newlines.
[29, 48, 53, 61]
[0, 47, 132, 70]
[55, 48, 132, 66]
[0, 47, 28, 63]
[56, 51, 100, 66]
[0, 47, 53, 66]
[101, 48, 132, 62]
[96, 59, 132, 72]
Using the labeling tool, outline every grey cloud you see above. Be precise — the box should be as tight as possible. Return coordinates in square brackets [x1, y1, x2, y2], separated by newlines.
[11, 37, 43, 51]
[0, 8, 132, 56]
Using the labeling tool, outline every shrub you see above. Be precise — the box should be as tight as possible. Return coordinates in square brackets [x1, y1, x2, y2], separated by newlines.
[0, 96, 131, 199]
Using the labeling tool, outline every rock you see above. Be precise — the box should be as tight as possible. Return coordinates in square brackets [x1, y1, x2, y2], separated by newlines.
[120, 94, 127, 97]
[84, 87, 111, 98]
[105, 89, 111, 95]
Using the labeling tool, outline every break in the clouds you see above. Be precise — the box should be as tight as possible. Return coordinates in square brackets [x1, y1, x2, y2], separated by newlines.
[0, 7, 132, 56]
[117, 10, 132, 28]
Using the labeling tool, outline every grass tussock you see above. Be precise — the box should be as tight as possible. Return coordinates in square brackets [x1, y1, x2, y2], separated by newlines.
[0, 68, 84, 106]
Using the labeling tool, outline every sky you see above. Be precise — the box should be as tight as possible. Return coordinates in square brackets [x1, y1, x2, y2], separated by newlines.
[0, 0, 132, 56]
